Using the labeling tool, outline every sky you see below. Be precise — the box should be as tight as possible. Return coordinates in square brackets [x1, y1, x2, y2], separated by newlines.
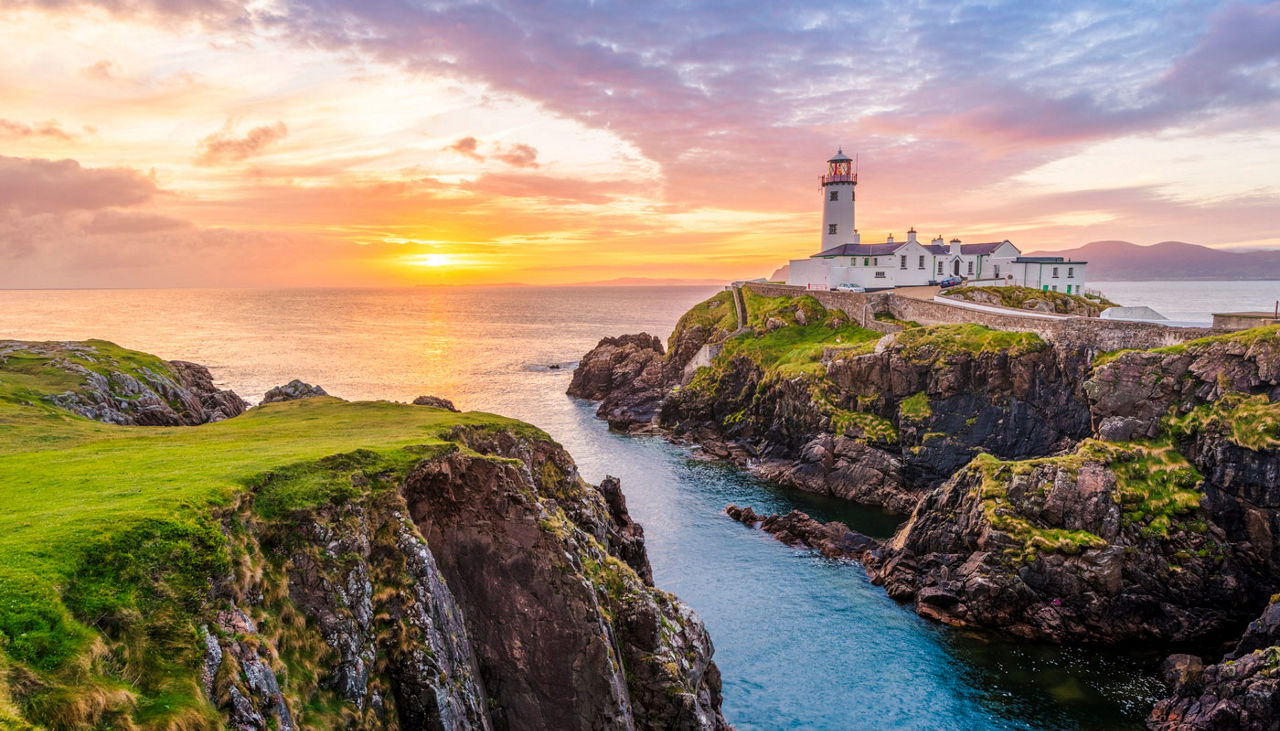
[1, 0, 1278, 287]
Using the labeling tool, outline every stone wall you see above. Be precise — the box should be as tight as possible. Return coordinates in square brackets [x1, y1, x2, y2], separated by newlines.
[743, 282, 1223, 354]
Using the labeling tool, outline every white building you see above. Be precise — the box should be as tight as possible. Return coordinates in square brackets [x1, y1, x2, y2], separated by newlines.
[787, 151, 1088, 294]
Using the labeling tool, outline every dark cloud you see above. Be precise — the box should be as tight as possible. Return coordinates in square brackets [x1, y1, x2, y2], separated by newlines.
[0, 155, 157, 214]
[493, 143, 539, 168]
[195, 120, 288, 165]
[0, 118, 77, 141]
[445, 136, 484, 161]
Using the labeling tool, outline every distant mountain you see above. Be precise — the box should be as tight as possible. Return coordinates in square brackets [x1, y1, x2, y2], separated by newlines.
[561, 276, 728, 287]
[1026, 241, 1280, 281]
[770, 264, 789, 281]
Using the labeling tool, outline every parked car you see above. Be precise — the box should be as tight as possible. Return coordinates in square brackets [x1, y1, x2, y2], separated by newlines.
[831, 283, 866, 293]
[938, 276, 963, 288]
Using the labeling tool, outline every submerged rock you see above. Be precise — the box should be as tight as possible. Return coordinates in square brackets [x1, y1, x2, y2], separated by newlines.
[261, 379, 328, 403]
[726, 505, 879, 561]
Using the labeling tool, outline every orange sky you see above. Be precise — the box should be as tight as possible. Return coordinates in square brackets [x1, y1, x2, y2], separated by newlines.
[2, 2, 1278, 288]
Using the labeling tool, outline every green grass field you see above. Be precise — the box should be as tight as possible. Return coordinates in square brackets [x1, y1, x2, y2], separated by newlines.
[0, 340, 542, 725]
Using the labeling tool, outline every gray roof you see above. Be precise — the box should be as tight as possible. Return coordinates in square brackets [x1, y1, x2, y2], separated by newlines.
[828, 148, 852, 162]
[816, 242, 901, 257]
[815, 239, 1021, 259]
[1013, 256, 1086, 264]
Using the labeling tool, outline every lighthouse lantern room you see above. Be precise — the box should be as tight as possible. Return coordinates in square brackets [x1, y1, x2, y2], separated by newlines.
[820, 148, 857, 250]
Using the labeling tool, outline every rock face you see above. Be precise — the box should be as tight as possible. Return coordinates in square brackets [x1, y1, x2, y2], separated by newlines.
[864, 446, 1261, 644]
[199, 428, 728, 730]
[657, 325, 1091, 512]
[261, 379, 329, 404]
[567, 333, 669, 429]
[0, 339, 246, 425]
[1149, 599, 1280, 730]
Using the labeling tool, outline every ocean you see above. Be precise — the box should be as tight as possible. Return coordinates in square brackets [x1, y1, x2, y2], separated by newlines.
[2, 281, 1260, 729]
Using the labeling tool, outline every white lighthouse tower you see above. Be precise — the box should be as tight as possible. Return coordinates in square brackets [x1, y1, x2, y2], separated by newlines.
[820, 149, 856, 251]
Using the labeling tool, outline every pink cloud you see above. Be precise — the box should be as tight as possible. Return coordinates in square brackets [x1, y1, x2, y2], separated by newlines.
[195, 120, 288, 165]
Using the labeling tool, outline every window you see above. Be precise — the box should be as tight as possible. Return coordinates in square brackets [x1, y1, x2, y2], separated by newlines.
[1051, 285, 1058, 292]
[864, 257, 869, 267]
[918, 255, 925, 269]
[1067, 267, 1074, 278]
[829, 190, 838, 201]
[937, 261, 943, 275]
[874, 271, 886, 278]
[967, 261, 974, 275]
[1052, 267, 1059, 278]
[900, 255, 907, 269]
[873, 257, 878, 265]
[828, 224, 837, 235]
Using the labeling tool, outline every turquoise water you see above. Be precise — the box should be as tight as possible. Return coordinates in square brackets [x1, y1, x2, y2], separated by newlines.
[0, 285, 1176, 729]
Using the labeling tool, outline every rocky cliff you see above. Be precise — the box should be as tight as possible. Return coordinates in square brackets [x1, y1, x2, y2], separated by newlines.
[571, 291, 1280, 722]
[0, 338, 247, 425]
[0, 340, 727, 730]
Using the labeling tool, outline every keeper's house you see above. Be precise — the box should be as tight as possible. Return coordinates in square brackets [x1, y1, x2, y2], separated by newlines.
[786, 150, 1088, 293]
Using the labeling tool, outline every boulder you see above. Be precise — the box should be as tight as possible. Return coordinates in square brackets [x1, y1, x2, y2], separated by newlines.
[411, 394, 459, 412]
[261, 379, 328, 404]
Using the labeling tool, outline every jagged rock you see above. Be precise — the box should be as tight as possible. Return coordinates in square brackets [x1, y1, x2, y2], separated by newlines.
[261, 379, 328, 403]
[208, 428, 727, 730]
[0, 340, 246, 425]
[412, 394, 459, 411]
[567, 333, 668, 429]
[864, 450, 1263, 644]
[727, 506, 879, 561]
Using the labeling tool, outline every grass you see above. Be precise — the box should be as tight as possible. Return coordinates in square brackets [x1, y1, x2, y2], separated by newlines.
[1092, 324, 1280, 370]
[1168, 392, 1280, 452]
[708, 289, 880, 377]
[894, 323, 1047, 361]
[969, 438, 1204, 559]
[946, 285, 1116, 315]
[0, 339, 547, 727]
[666, 290, 738, 351]
[898, 391, 932, 421]
[873, 312, 922, 329]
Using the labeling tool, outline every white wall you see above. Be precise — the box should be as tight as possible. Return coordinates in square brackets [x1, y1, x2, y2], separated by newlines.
[820, 183, 856, 253]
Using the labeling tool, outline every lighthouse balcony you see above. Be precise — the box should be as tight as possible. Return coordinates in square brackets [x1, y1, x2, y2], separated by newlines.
[821, 173, 858, 184]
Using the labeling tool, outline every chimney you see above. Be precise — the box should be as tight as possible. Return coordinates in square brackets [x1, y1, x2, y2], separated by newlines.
[886, 233, 895, 244]
[932, 235, 944, 247]
[851, 229, 860, 245]
[949, 237, 961, 255]
[906, 227, 917, 244]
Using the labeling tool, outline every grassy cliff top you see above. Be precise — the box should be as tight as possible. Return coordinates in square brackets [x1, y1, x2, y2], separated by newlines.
[0, 340, 543, 678]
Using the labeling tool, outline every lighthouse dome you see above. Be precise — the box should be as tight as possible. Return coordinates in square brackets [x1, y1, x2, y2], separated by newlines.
[828, 148, 852, 163]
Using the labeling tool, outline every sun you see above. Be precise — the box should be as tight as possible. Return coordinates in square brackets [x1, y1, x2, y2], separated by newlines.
[416, 253, 452, 267]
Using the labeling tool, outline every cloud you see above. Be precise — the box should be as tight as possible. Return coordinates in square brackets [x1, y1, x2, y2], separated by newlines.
[0, 155, 157, 214]
[0, 118, 76, 141]
[80, 58, 122, 80]
[493, 143, 539, 168]
[195, 120, 288, 165]
[445, 136, 483, 161]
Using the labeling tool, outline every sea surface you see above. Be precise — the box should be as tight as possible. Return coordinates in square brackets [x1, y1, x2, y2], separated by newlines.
[2, 281, 1260, 729]
[1090, 280, 1280, 323]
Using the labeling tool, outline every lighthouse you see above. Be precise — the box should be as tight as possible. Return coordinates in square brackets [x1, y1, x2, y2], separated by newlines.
[820, 149, 856, 251]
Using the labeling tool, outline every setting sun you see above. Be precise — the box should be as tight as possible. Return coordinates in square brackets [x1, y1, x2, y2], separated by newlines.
[415, 253, 452, 267]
